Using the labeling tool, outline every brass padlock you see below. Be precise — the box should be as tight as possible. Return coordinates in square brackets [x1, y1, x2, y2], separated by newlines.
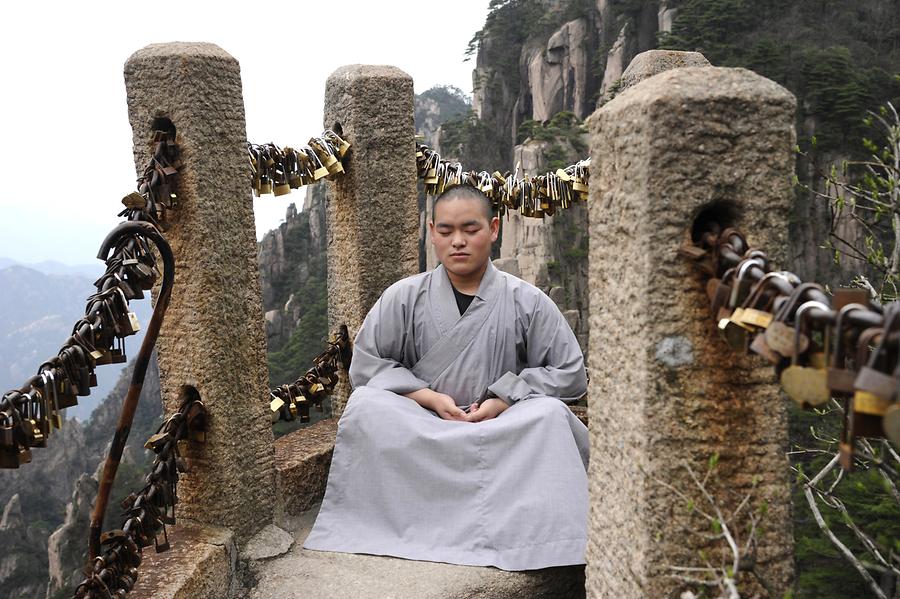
[827, 305, 870, 398]
[852, 305, 900, 416]
[780, 300, 831, 407]
[764, 283, 823, 357]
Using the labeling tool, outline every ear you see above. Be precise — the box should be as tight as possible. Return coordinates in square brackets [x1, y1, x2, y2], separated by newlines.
[428, 220, 436, 244]
[489, 216, 500, 242]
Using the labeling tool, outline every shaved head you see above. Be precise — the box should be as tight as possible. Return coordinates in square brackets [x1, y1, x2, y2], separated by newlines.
[432, 184, 494, 222]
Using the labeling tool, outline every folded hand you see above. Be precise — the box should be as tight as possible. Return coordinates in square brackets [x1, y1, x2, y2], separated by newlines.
[466, 397, 509, 422]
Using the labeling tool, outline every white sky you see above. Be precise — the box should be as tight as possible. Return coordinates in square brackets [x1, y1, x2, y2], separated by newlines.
[0, 0, 489, 265]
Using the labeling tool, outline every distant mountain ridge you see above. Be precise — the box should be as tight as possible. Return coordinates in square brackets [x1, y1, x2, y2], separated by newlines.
[0, 256, 103, 279]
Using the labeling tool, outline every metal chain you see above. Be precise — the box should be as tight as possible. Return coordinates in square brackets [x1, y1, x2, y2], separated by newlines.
[682, 222, 899, 470]
[248, 130, 350, 197]
[0, 130, 179, 469]
[269, 325, 352, 423]
[415, 142, 589, 218]
[73, 396, 207, 599]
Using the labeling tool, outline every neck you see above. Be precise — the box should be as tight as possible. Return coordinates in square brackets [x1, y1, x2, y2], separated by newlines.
[446, 261, 488, 295]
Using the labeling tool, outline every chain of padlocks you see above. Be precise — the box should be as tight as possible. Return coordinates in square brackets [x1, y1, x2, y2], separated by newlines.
[248, 129, 590, 218]
[248, 130, 350, 195]
[416, 143, 589, 217]
[269, 325, 352, 423]
[75, 396, 207, 599]
[0, 131, 179, 470]
[681, 224, 900, 471]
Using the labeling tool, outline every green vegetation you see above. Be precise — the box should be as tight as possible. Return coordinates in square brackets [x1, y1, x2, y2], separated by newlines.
[266, 270, 328, 388]
[516, 111, 587, 170]
[660, 0, 900, 154]
[789, 404, 900, 599]
[415, 85, 470, 127]
[440, 110, 507, 171]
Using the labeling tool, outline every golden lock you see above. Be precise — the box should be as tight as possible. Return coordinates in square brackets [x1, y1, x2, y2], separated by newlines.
[780, 301, 831, 407]
[852, 391, 891, 416]
[312, 165, 329, 180]
[851, 306, 900, 421]
[718, 308, 753, 351]
[732, 272, 787, 330]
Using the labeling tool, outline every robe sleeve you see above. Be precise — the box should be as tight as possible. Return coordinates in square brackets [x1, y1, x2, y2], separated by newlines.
[348, 288, 429, 395]
[487, 290, 587, 405]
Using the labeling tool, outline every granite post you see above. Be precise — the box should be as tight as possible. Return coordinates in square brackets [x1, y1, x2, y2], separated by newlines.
[323, 65, 420, 417]
[587, 66, 797, 596]
[124, 43, 274, 543]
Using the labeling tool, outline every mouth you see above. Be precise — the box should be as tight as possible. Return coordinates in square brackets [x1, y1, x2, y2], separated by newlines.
[450, 253, 469, 258]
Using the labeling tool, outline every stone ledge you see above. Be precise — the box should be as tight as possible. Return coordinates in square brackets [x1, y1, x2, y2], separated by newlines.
[274, 419, 338, 526]
[249, 505, 585, 599]
[130, 523, 234, 599]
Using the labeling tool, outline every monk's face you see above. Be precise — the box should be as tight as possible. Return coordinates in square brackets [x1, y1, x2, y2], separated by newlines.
[430, 197, 500, 278]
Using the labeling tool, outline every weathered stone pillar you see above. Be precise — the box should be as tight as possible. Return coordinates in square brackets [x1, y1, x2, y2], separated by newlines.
[323, 65, 419, 417]
[124, 43, 274, 542]
[587, 66, 796, 596]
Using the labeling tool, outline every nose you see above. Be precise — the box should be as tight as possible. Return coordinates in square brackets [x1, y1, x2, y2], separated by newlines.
[451, 231, 466, 248]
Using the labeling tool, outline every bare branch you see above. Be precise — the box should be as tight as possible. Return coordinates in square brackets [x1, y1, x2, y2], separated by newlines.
[802, 455, 890, 599]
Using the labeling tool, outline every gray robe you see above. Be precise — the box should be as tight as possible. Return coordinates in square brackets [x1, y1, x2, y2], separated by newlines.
[304, 262, 589, 571]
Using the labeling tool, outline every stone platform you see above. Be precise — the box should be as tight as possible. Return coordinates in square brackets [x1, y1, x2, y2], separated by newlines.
[243, 506, 585, 599]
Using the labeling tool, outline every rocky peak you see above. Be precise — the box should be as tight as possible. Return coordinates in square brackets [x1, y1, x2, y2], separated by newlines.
[46, 473, 99, 599]
[0, 493, 22, 530]
[523, 18, 594, 122]
[0, 493, 48, 599]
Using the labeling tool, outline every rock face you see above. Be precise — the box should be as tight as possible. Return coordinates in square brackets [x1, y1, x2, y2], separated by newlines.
[463, 1, 665, 359]
[526, 18, 594, 122]
[0, 352, 162, 599]
[258, 188, 328, 352]
[46, 473, 98, 599]
[499, 138, 590, 354]
[0, 494, 48, 599]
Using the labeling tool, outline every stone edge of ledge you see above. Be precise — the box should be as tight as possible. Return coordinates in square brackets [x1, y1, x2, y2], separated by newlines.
[274, 419, 339, 526]
[129, 523, 235, 599]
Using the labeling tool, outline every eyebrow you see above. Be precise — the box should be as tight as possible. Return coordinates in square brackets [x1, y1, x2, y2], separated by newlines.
[435, 220, 483, 228]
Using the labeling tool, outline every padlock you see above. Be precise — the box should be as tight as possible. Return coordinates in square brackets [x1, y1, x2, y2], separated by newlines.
[827, 305, 870, 397]
[764, 283, 823, 358]
[852, 306, 900, 417]
[780, 301, 831, 407]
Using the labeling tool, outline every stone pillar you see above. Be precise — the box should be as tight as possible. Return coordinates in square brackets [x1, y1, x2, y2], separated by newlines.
[323, 65, 419, 417]
[587, 67, 796, 596]
[124, 43, 274, 542]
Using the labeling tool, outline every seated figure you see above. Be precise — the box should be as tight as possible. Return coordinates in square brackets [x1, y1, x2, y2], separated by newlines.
[304, 184, 589, 571]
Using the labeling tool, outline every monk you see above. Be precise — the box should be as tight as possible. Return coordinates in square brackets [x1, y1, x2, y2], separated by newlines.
[304, 184, 589, 571]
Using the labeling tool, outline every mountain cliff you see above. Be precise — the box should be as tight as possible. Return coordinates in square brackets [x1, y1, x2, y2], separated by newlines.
[0, 356, 161, 599]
